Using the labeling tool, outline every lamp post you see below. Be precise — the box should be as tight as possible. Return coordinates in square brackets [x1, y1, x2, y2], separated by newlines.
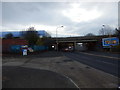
[102, 25, 112, 52]
[56, 26, 63, 51]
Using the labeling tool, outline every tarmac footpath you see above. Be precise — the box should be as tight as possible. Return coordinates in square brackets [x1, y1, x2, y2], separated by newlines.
[2, 66, 79, 89]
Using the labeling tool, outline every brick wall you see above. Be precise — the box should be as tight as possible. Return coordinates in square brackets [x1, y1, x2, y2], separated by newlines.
[2, 38, 28, 53]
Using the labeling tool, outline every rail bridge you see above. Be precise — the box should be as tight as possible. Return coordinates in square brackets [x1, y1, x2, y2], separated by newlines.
[51, 35, 113, 51]
[52, 36, 103, 42]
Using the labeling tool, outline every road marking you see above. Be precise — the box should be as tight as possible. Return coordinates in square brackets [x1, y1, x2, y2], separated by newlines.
[100, 60, 117, 66]
[79, 52, 120, 60]
[71, 52, 117, 66]
[63, 74, 80, 89]
[63, 52, 119, 78]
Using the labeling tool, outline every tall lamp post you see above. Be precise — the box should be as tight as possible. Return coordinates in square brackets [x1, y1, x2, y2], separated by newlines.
[56, 26, 63, 51]
[102, 25, 112, 52]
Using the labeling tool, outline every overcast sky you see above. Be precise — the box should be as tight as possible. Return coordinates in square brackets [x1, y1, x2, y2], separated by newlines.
[1, 1, 118, 37]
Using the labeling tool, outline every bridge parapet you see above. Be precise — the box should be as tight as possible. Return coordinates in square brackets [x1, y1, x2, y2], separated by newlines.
[52, 35, 115, 43]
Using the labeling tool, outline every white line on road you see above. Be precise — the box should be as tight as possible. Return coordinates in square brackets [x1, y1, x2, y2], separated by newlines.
[79, 52, 120, 60]
[100, 60, 117, 66]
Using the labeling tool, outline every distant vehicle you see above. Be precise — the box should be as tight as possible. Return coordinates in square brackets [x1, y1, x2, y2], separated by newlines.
[62, 46, 73, 52]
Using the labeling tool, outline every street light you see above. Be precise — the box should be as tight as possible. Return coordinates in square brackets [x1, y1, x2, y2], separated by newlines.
[102, 25, 112, 52]
[56, 26, 64, 51]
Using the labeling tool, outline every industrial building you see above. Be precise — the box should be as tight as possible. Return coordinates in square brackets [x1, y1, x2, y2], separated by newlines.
[1, 30, 51, 53]
[0, 30, 51, 38]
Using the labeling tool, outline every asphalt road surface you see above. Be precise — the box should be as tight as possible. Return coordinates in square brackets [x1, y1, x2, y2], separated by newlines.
[63, 51, 120, 77]
[2, 66, 79, 88]
[2, 51, 119, 88]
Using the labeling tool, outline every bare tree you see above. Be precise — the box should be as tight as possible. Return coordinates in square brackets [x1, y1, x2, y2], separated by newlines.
[114, 27, 120, 35]
[99, 25, 114, 36]
[85, 33, 95, 36]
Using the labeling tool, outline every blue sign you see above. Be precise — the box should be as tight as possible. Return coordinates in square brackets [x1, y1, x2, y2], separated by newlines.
[102, 37, 119, 48]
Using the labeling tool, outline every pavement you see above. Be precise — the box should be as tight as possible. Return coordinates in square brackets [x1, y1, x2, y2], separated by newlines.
[2, 51, 120, 88]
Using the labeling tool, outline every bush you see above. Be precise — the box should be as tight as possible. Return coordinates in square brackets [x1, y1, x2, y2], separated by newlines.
[111, 45, 120, 52]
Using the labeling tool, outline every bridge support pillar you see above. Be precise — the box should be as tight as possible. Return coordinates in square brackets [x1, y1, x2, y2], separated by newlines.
[74, 41, 76, 51]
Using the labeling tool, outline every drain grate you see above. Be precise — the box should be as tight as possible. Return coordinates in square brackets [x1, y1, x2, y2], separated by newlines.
[70, 67, 75, 70]
[56, 62, 61, 64]
[85, 66, 91, 69]
[63, 59, 73, 62]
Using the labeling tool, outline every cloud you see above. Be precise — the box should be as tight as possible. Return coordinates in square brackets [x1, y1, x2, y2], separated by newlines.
[2, 2, 118, 37]
[62, 3, 102, 22]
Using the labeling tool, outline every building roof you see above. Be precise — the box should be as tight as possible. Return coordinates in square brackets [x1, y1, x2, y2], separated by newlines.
[0, 30, 51, 38]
